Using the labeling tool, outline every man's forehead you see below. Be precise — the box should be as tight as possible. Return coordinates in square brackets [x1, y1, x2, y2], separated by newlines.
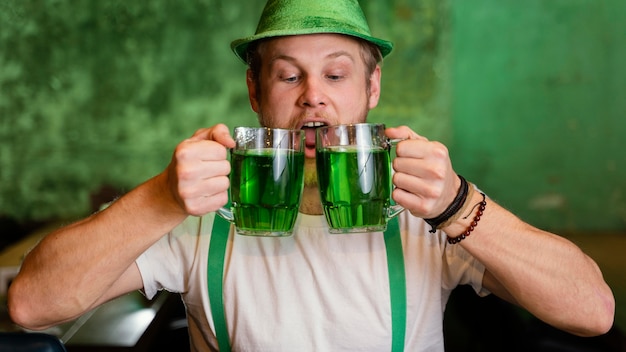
[260, 33, 362, 59]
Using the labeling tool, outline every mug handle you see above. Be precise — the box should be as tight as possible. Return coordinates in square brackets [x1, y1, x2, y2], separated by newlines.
[217, 206, 234, 223]
[217, 148, 235, 223]
[386, 138, 407, 221]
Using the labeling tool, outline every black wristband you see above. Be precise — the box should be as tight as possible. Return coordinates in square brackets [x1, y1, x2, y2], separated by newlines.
[424, 175, 469, 233]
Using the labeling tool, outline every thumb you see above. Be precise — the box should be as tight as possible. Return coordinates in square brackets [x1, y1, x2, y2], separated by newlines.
[191, 124, 236, 148]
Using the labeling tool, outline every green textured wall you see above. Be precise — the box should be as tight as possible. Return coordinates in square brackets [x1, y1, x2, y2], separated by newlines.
[0, 0, 450, 222]
[0, 1, 265, 220]
[451, 0, 626, 231]
[1, 0, 624, 233]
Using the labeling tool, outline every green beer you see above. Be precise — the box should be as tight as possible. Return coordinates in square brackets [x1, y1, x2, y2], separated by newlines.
[316, 146, 392, 232]
[230, 148, 304, 235]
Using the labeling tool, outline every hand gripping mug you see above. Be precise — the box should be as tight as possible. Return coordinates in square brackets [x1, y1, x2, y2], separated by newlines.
[316, 123, 404, 234]
[218, 127, 305, 236]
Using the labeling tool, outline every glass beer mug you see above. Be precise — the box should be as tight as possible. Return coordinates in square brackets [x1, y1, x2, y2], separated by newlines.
[316, 123, 404, 234]
[218, 127, 305, 236]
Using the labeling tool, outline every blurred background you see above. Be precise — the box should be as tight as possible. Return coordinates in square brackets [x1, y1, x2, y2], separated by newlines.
[0, 0, 624, 349]
[1, 0, 624, 231]
[0, 0, 626, 231]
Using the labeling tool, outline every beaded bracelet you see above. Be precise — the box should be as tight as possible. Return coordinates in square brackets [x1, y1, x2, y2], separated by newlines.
[447, 192, 487, 245]
[424, 175, 469, 233]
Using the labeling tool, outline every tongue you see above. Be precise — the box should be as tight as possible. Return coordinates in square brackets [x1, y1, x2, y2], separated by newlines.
[304, 128, 317, 148]
[303, 128, 317, 159]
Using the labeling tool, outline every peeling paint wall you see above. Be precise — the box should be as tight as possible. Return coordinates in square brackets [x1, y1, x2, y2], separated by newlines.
[1, 0, 624, 232]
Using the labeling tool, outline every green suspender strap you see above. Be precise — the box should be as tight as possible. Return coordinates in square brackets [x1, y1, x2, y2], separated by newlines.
[207, 214, 232, 351]
[207, 215, 407, 352]
[384, 216, 407, 352]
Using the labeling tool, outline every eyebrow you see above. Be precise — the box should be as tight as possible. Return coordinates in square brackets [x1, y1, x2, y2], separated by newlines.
[327, 50, 356, 62]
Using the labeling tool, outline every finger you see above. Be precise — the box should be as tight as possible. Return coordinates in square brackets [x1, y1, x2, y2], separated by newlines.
[175, 138, 229, 162]
[393, 156, 432, 179]
[180, 177, 231, 216]
[385, 125, 427, 141]
[392, 173, 446, 218]
[393, 171, 441, 200]
[392, 187, 436, 218]
[392, 187, 423, 212]
[395, 141, 450, 173]
[196, 159, 232, 180]
[176, 161, 231, 205]
[394, 139, 430, 159]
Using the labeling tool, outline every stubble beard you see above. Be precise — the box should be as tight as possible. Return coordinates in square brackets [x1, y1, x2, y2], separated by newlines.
[303, 158, 318, 187]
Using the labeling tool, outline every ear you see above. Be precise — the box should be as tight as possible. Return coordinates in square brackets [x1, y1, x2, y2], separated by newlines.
[246, 69, 260, 113]
[367, 65, 382, 109]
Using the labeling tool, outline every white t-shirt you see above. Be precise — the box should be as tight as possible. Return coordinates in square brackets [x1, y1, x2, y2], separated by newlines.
[136, 211, 487, 351]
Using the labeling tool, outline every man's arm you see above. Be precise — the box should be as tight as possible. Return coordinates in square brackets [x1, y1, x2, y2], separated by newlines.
[8, 124, 235, 330]
[449, 191, 615, 337]
[386, 125, 615, 337]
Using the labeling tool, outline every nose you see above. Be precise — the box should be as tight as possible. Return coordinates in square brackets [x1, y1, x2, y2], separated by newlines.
[298, 76, 326, 108]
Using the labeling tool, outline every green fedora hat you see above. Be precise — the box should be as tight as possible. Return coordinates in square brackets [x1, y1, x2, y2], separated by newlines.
[231, 0, 393, 63]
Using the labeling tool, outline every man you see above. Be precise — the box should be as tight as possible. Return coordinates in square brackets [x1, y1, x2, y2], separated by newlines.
[9, 0, 614, 351]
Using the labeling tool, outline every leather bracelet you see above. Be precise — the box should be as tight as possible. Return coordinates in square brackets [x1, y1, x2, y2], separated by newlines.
[424, 175, 469, 233]
[438, 183, 475, 229]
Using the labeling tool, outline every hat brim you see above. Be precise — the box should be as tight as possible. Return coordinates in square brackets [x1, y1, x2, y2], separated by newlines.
[231, 28, 393, 63]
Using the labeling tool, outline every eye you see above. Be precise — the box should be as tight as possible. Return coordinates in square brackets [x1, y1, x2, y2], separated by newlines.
[283, 75, 299, 83]
[274, 65, 301, 83]
[326, 74, 343, 81]
[277, 71, 299, 83]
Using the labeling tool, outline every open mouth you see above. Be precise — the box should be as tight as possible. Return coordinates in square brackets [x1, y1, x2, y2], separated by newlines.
[301, 121, 327, 158]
